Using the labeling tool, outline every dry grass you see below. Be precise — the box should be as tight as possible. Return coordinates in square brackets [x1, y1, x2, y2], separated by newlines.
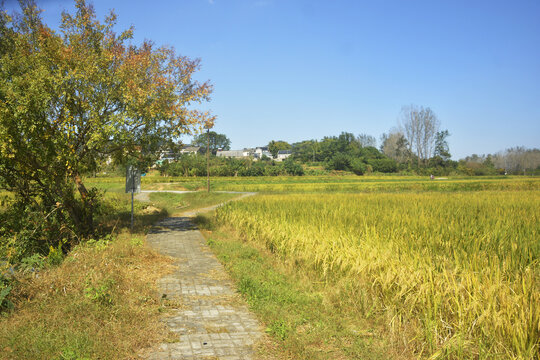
[0, 231, 175, 359]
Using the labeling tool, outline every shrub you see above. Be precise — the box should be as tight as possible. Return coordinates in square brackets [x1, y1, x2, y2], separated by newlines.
[350, 158, 366, 175]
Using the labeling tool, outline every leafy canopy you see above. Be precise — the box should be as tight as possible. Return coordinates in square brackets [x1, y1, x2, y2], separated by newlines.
[192, 131, 231, 154]
[0, 0, 214, 247]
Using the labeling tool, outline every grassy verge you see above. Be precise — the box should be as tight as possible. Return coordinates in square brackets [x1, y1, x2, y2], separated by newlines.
[195, 215, 408, 360]
[0, 231, 174, 359]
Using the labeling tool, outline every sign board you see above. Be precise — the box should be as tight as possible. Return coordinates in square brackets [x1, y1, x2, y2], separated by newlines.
[125, 166, 141, 194]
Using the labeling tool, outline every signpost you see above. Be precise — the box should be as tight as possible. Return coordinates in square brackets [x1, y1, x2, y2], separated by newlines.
[125, 166, 141, 231]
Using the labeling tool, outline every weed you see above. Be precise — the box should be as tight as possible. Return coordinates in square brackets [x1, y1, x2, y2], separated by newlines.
[19, 254, 45, 273]
[46, 243, 64, 267]
[266, 319, 291, 340]
[84, 278, 115, 306]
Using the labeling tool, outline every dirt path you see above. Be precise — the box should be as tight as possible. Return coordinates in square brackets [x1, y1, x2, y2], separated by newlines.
[144, 192, 262, 360]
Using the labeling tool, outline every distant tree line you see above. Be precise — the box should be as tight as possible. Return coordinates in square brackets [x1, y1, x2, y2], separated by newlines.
[157, 104, 540, 177]
[158, 155, 304, 177]
[459, 148, 540, 176]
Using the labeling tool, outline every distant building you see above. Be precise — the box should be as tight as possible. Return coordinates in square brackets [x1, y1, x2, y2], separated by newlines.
[276, 150, 292, 161]
[254, 146, 272, 160]
[216, 150, 246, 158]
[179, 146, 202, 155]
[156, 145, 202, 165]
[243, 148, 255, 157]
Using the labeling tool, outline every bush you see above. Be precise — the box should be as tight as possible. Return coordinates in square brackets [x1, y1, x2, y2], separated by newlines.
[283, 158, 304, 176]
[367, 158, 397, 173]
[350, 158, 366, 175]
[326, 153, 351, 171]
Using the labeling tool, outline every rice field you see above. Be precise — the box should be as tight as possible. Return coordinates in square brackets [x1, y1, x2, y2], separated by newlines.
[214, 187, 540, 359]
[134, 175, 539, 193]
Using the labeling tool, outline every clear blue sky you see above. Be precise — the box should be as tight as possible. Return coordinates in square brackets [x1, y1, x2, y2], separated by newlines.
[5, 0, 540, 159]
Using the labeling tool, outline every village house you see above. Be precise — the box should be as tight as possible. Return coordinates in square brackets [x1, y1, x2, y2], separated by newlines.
[276, 150, 292, 161]
[253, 146, 272, 160]
[179, 146, 202, 155]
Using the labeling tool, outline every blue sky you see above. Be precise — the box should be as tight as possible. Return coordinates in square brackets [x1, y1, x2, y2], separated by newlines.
[5, 0, 540, 159]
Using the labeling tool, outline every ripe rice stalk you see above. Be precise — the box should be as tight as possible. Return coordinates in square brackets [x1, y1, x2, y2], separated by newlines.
[215, 189, 539, 359]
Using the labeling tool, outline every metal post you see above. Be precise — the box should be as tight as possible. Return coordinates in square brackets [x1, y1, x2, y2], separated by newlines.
[207, 128, 210, 193]
[131, 190, 134, 231]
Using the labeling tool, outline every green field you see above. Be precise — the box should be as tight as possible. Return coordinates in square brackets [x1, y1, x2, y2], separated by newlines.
[205, 176, 539, 359]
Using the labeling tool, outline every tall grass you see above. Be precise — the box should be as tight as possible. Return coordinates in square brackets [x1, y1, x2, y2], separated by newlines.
[215, 191, 539, 359]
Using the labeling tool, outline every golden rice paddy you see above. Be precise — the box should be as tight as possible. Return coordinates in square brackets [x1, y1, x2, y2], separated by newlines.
[215, 188, 539, 359]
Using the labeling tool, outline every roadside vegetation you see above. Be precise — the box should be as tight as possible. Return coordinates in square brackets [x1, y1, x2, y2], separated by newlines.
[196, 178, 539, 359]
[0, 230, 173, 359]
[0, 179, 240, 359]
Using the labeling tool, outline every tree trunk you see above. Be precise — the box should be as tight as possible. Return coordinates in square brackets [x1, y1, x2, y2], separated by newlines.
[72, 172, 94, 236]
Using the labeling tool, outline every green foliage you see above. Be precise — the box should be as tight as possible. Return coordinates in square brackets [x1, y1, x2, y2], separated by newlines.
[367, 158, 397, 173]
[46, 243, 65, 267]
[326, 153, 351, 171]
[84, 278, 115, 306]
[283, 158, 304, 176]
[268, 140, 292, 158]
[0, 200, 76, 262]
[434, 130, 451, 161]
[60, 347, 92, 360]
[158, 154, 304, 177]
[266, 319, 291, 340]
[350, 158, 366, 175]
[0, 272, 13, 311]
[192, 131, 231, 154]
[0, 0, 212, 256]
[20, 254, 45, 273]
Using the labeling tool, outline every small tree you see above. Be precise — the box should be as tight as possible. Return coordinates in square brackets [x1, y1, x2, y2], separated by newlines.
[0, 1, 214, 248]
[268, 140, 292, 158]
[434, 130, 451, 161]
[192, 131, 231, 155]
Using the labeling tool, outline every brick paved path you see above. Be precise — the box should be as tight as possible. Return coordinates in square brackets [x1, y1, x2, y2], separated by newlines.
[145, 216, 263, 360]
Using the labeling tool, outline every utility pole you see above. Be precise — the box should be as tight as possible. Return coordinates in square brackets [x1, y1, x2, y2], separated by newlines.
[206, 128, 210, 192]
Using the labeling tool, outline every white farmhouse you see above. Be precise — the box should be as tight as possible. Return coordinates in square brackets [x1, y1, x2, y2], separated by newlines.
[253, 146, 272, 160]
[276, 150, 292, 161]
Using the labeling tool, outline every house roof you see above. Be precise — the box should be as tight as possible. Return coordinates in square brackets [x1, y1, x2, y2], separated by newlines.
[181, 146, 201, 152]
[277, 150, 292, 155]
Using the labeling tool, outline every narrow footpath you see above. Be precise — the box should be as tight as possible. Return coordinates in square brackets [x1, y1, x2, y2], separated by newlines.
[144, 193, 262, 360]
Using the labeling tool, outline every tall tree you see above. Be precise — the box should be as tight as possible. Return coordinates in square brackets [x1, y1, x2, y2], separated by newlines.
[381, 130, 409, 163]
[400, 105, 440, 166]
[434, 130, 451, 161]
[0, 1, 214, 241]
[192, 131, 231, 155]
[356, 133, 376, 148]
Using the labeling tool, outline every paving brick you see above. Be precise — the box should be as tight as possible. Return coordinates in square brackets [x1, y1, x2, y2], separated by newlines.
[145, 216, 263, 359]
